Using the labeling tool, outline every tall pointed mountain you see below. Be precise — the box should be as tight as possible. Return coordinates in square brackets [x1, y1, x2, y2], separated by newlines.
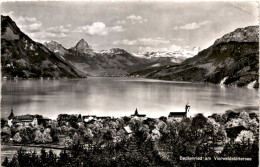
[71, 39, 93, 55]
[1, 15, 85, 78]
[142, 26, 259, 88]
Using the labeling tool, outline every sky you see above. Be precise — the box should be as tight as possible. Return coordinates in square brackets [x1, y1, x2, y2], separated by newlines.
[1, 1, 259, 53]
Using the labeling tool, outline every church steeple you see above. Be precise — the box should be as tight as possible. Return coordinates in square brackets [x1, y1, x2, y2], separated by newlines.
[134, 108, 138, 115]
[131, 108, 146, 117]
[8, 107, 15, 120]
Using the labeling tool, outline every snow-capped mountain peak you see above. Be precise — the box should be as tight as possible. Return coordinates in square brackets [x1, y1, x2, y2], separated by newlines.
[133, 47, 200, 60]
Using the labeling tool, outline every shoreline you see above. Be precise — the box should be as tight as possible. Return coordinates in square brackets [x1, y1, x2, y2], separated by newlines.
[1, 76, 259, 89]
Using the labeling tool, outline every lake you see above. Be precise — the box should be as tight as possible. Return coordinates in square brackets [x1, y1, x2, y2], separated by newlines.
[1, 77, 258, 119]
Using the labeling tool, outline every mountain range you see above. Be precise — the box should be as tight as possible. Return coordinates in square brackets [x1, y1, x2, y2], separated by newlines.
[44, 40, 154, 76]
[133, 26, 259, 88]
[133, 47, 200, 63]
[44, 39, 193, 76]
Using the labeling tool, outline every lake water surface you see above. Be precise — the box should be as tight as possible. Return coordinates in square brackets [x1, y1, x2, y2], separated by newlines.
[1, 77, 258, 119]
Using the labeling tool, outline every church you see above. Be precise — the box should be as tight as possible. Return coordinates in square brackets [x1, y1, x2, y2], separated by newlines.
[168, 103, 190, 118]
[7, 108, 50, 127]
[131, 108, 146, 118]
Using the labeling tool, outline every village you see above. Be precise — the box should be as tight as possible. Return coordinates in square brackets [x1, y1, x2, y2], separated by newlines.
[2, 104, 191, 145]
[1, 104, 259, 166]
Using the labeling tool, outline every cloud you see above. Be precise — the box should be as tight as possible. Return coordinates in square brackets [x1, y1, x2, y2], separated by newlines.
[19, 19, 69, 40]
[2, 11, 15, 18]
[16, 16, 37, 23]
[126, 14, 148, 24]
[138, 44, 182, 52]
[169, 44, 182, 51]
[76, 22, 107, 35]
[76, 22, 124, 36]
[174, 21, 210, 30]
[20, 22, 43, 33]
[137, 37, 170, 45]
[114, 37, 183, 52]
[113, 39, 137, 45]
[172, 38, 183, 41]
[2, 11, 70, 42]
[46, 24, 72, 34]
[29, 31, 68, 43]
[12, 15, 44, 33]
[113, 37, 170, 46]
[110, 26, 125, 32]
[138, 46, 153, 52]
[116, 20, 126, 24]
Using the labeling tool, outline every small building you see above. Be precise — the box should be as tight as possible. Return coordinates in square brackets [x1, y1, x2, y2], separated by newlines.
[131, 108, 146, 118]
[82, 115, 97, 120]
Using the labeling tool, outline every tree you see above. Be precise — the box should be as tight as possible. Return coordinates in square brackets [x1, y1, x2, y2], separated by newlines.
[2, 157, 9, 167]
[1, 118, 7, 128]
[34, 130, 44, 143]
[78, 114, 82, 120]
[103, 130, 113, 141]
[192, 114, 207, 129]
[47, 149, 57, 166]
[84, 128, 94, 143]
[40, 148, 48, 166]
[191, 114, 207, 138]
[9, 156, 18, 167]
[159, 116, 167, 123]
[17, 147, 29, 166]
[224, 110, 239, 122]
[13, 132, 22, 143]
[235, 130, 254, 144]
[58, 149, 70, 166]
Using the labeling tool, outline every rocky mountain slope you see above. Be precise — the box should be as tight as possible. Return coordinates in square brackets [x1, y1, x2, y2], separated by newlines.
[138, 26, 259, 88]
[43, 41, 68, 56]
[1, 15, 85, 78]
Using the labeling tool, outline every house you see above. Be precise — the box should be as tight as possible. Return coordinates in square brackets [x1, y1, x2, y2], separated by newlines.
[82, 115, 97, 120]
[82, 115, 97, 123]
[168, 103, 190, 118]
[57, 114, 77, 122]
[9, 114, 38, 127]
[97, 116, 111, 120]
[131, 108, 146, 118]
[124, 125, 132, 135]
[226, 125, 246, 142]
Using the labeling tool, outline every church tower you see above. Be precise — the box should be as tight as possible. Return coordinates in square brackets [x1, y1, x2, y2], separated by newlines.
[8, 107, 15, 120]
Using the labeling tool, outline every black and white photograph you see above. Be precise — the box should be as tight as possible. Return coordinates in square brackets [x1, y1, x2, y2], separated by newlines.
[0, 0, 259, 166]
